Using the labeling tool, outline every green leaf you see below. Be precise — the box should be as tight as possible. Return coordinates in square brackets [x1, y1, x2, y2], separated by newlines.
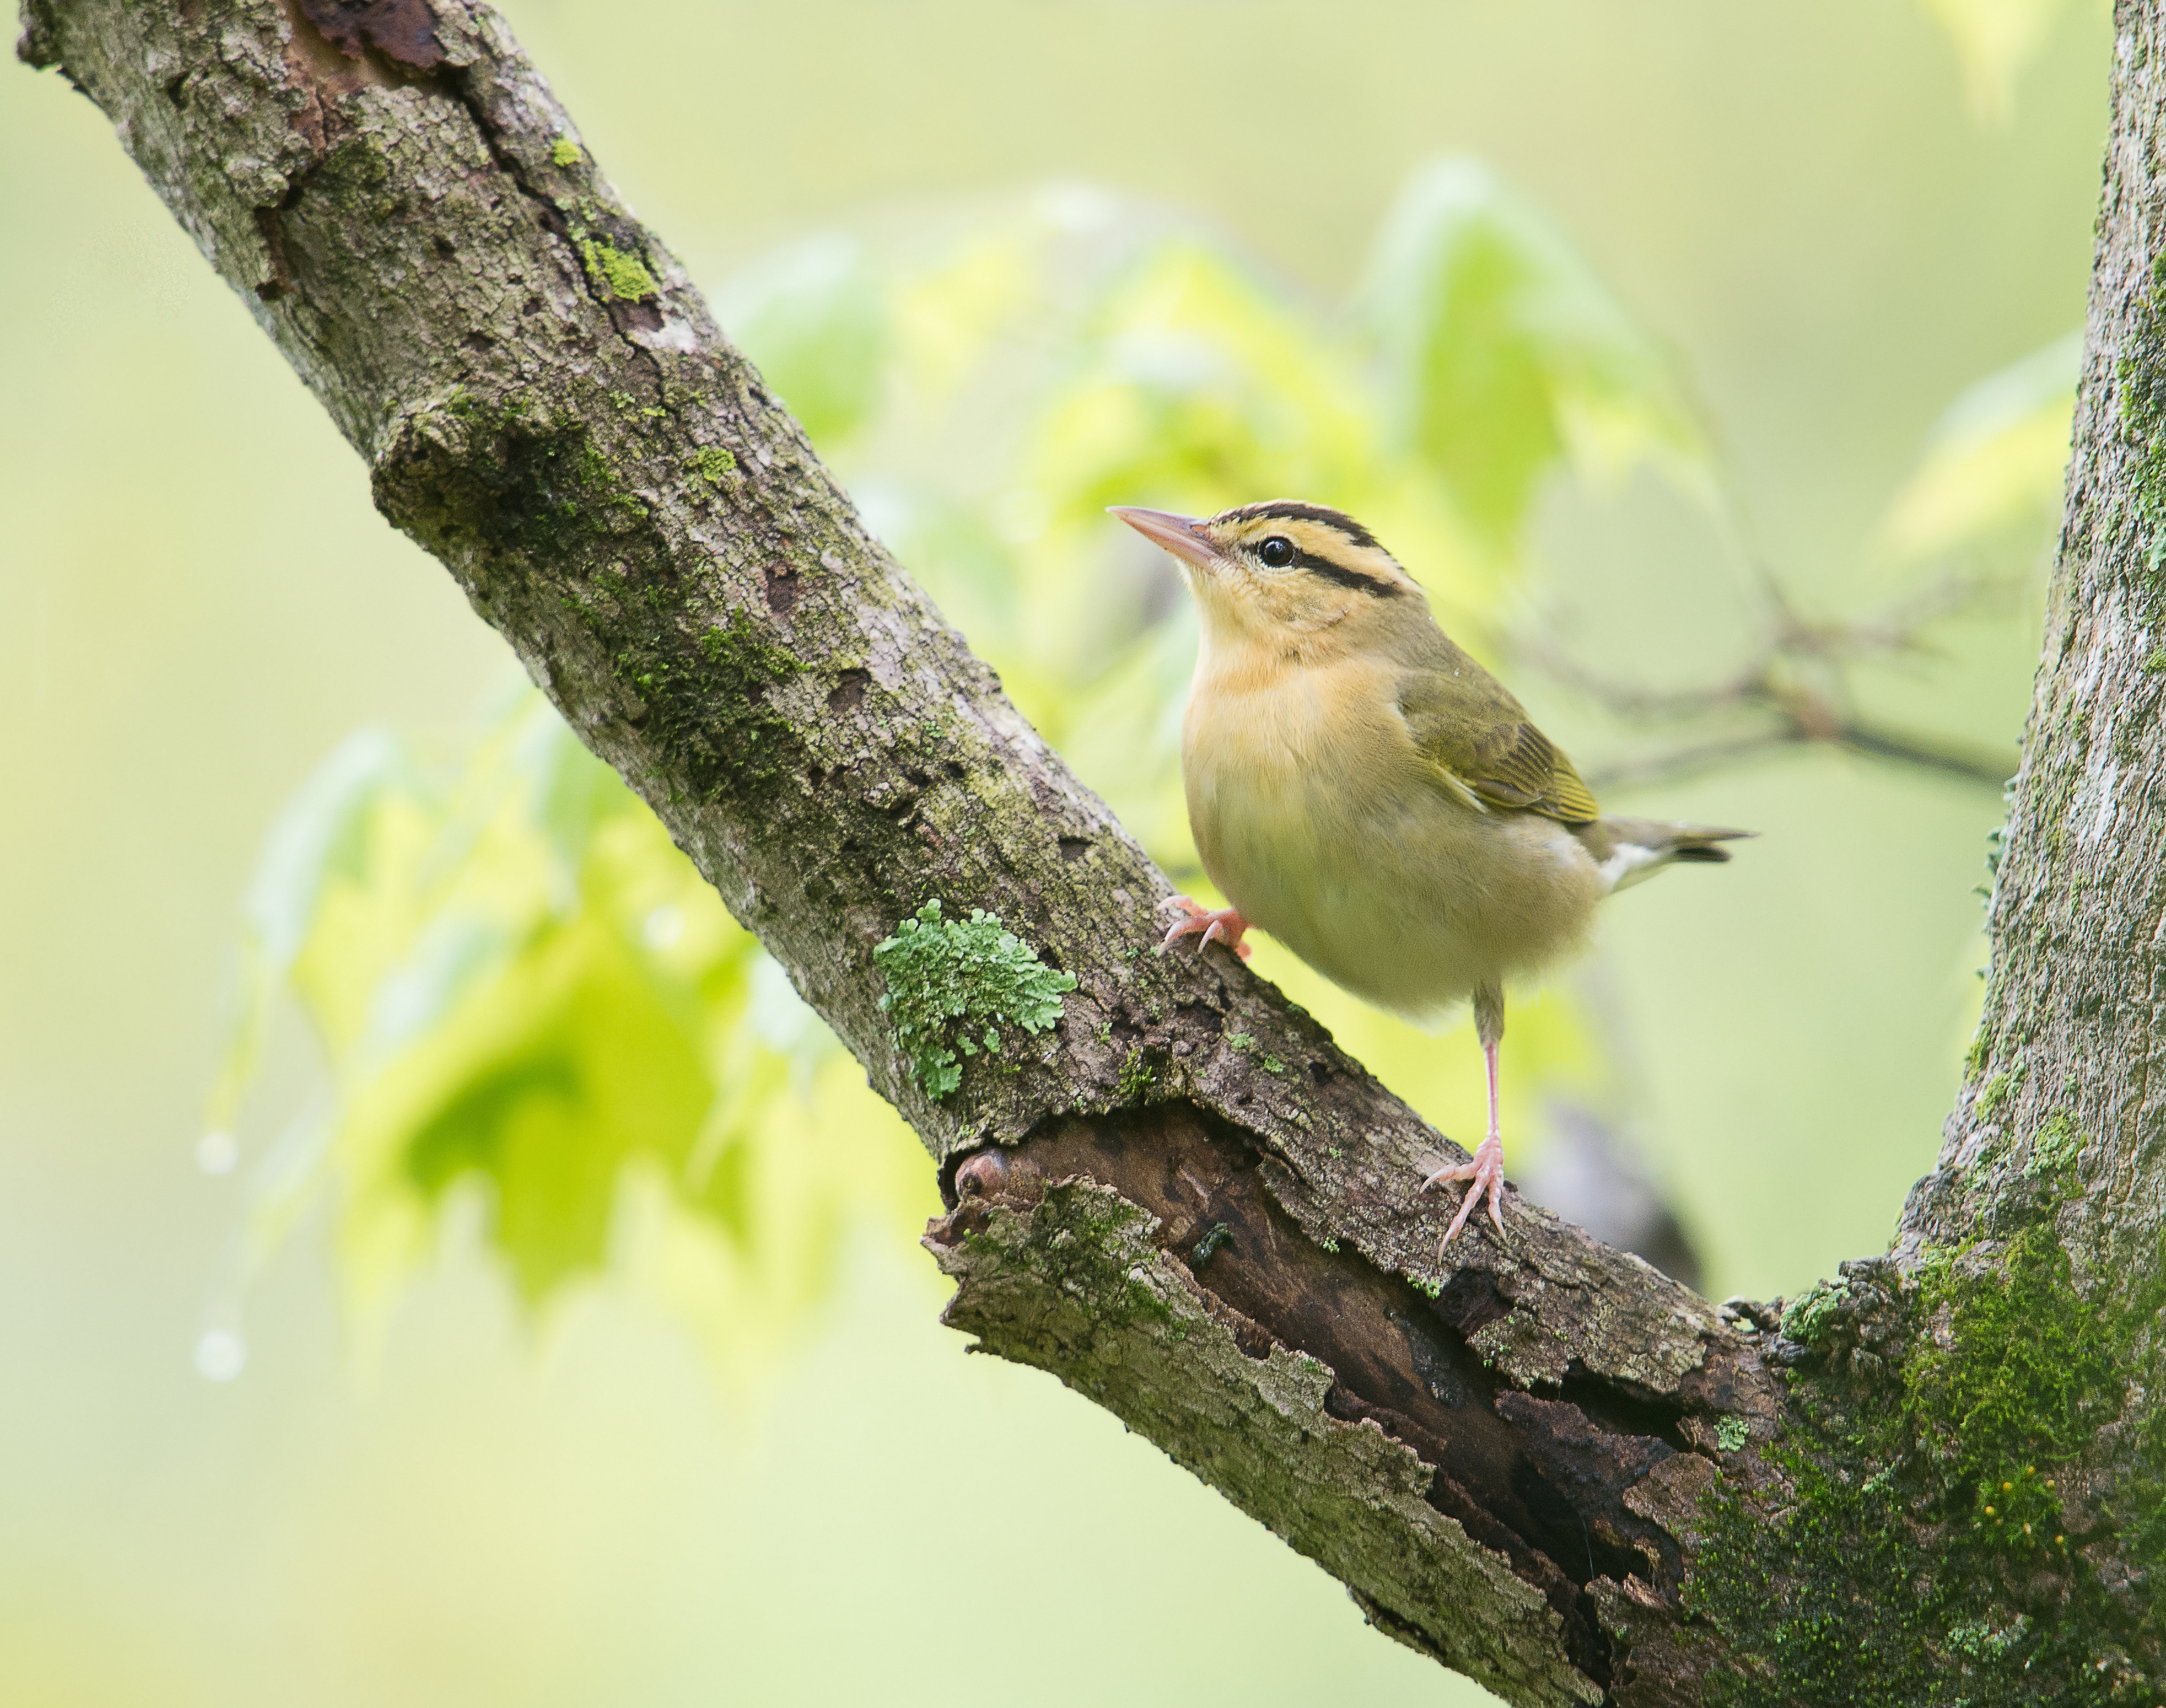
[1914, 0, 2076, 124]
[206, 728, 417, 1132]
[1027, 238, 1380, 535]
[243, 728, 416, 972]
[369, 914, 716, 1304]
[1874, 331, 2076, 567]
[1355, 157, 1706, 546]
[215, 691, 934, 1378]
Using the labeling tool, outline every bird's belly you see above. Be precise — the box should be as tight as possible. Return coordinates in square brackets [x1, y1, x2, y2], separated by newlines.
[1187, 713, 1605, 1017]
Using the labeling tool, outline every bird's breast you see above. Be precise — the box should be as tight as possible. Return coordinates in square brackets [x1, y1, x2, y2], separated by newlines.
[1181, 652, 1604, 1014]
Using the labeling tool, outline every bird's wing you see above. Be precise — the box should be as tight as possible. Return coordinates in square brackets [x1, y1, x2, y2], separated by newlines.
[1395, 648, 1601, 826]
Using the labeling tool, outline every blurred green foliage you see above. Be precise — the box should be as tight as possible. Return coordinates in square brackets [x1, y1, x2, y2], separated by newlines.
[1877, 332, 2078, 569]
[1357, 158, 1709, 545]
[1919, 0, 2083, 122]
[214, 153, 2073, 1372]
[208, 693, 929, 1383]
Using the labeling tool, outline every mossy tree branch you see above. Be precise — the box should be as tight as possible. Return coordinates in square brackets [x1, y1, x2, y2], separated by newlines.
[18, 0, 2163, 1701]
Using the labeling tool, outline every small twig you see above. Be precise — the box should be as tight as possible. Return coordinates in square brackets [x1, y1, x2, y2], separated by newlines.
[1831, 718, 2015, 789]
[1527, 564, 2022, 796]
[1516, 635, 1772, 723]
[1580, 720, 2013, 796]
[1580, 732, 1799, 794]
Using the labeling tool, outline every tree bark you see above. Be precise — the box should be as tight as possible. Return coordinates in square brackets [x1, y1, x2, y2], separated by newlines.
[17, 1, 2160, 1701]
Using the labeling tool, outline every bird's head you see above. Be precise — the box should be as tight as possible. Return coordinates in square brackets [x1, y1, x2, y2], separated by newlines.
[1109, 500, 1423, 656]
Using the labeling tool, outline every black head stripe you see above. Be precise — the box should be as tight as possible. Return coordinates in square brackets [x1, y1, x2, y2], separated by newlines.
[1289, 548, 1401, 596]
[1225, 500, 1384, 552]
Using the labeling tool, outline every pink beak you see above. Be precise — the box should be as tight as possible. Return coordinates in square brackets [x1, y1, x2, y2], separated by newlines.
[1108, 505, 1223, 572]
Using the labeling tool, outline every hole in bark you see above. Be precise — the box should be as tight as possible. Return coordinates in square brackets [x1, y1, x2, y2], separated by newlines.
[1430, 1266, 1513, 1338]
[958, 1103, 1708, 1691]
[297, 0, 447, 68]
[764, 562, 799, 615]
[251, 206, 295, 300]
[607, 298, 664, 335]
[828, 669, 870, 714]
[1556, 1372, 1693, 1454]
[1058, 836, 1091, 862]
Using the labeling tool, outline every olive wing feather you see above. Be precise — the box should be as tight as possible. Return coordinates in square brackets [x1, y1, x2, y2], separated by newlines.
[1395, 643, 1601, 826]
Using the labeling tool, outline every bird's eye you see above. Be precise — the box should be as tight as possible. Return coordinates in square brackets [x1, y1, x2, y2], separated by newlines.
[1257, 536, 1295, 568]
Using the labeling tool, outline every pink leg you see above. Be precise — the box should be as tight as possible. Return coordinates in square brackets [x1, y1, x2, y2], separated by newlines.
[1421, 984, 1507, 1251]
[1157, 895, 1253, 961]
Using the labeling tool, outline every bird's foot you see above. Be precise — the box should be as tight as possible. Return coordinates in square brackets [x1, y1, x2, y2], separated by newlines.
[1423, 1134, 1507, 1252]
[1157, 895, 1252, 961]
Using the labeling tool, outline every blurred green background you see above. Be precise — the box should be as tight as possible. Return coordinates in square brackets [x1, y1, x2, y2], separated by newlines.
[0, 1, 2105, 1703]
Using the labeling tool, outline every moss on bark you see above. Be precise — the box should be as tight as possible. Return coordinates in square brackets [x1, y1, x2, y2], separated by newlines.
[1690, 1224, 2164, 1704]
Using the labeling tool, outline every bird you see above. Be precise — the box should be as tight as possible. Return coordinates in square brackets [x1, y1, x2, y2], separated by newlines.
[1110, 499, 1747, 1251]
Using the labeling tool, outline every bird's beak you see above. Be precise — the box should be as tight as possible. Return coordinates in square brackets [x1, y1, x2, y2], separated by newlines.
[1108, 506, 1222, 572]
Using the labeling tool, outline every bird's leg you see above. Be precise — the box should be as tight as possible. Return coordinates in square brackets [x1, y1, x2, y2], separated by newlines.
[1156, 895, 1253, 961]
[1423, 982, 1508, 1250]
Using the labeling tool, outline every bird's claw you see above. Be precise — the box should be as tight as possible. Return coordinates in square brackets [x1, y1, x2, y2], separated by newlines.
[1423, 1135, 1507, 1254]
[1156, 895, 1253, 961]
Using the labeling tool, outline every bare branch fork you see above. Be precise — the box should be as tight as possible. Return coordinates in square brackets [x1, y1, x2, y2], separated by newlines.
[1527, 567, 2025, 796]
[20, 1, 2163, 1702]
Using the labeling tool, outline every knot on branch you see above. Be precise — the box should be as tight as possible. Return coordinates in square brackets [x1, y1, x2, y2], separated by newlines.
[1766, 1255, 1908, 1381]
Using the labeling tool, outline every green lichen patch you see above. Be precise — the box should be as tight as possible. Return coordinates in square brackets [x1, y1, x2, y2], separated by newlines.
[551, 138, 582, 168]
[315, 136, 392, 212]
[578, 236, 659, 303]
[696, 610, 802, 683]
[1976, 1055, 2027, 1124]
[1221, 1026, 1292, 1075]
[688, 444, 736, 486]
[962, 1177, 1181, 1335]
[1715, 1415, 1750, 1454]
[873, 901, 1076, 1098]
[1687, 1227, 2164, 1705]
[2024, 1110, 2084, 1177]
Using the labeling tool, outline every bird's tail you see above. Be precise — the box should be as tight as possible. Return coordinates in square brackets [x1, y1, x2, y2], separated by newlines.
[1584, 817, 1754, 893]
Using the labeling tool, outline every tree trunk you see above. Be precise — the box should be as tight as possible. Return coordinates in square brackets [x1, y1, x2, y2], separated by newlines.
[17, 1, 2160, 1700]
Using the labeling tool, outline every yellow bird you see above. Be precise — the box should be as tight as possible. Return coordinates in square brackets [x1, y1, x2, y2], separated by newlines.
[1111, 500, 1747, 1249]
